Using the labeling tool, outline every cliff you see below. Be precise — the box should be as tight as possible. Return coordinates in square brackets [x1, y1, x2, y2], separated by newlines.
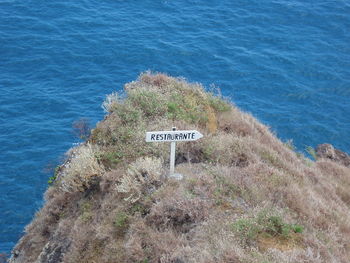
[10, 73, 350, 263]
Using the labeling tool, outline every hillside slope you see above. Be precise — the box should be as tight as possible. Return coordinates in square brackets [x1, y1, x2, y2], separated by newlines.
[10, 73, 350, 263]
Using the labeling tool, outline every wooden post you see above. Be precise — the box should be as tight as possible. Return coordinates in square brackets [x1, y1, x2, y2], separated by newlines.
[145, 127, 203, 179]
[169, 127, 176, 175]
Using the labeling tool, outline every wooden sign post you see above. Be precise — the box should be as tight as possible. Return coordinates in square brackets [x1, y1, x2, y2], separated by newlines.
[146, 127, 203, 177]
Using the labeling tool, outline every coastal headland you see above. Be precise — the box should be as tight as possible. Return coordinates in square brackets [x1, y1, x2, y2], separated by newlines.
[9, 73, 350, 263]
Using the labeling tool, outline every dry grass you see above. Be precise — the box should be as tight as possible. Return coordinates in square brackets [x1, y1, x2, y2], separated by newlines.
[59, 143, 105, 192]
[10, 73, 350, 263]
[116, 157, 164, 203]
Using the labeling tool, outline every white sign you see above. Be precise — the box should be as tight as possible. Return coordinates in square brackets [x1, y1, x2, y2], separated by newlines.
[146, 130, 203, 142]
[145, 128, 203, 177]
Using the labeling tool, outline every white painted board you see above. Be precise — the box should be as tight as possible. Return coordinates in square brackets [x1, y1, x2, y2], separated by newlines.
[146, 130, 203, 142]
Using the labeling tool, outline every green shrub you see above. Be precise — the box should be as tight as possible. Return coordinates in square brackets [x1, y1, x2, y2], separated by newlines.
[114, 212, 128, 227]
[48, 166, 60, 185]
[129, 90, 167, 117]
[114, 212, 129, 234]
[115, 103, 142, 124]
[232, 210, 303, 243]
[208, 95, 231, 112]
[292, 224, 304, 233]
[232, 218, 260, 242]
[166, 92, 208, 125]
[96, 151, 124, 169]
[80, 201, 92, 222]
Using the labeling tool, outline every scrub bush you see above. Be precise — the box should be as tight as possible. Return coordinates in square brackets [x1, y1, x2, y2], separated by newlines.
[232, 209, 304, 245]
[116, 157, 163, 203]
[59, 143, 104, 192]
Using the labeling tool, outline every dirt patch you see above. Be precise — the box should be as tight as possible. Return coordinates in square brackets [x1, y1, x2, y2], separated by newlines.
[257, 232, 304, 252]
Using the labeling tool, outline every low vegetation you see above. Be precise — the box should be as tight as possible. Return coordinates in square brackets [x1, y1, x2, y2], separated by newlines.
[10, 73, 350, 263]
[232, 209, 303, 246]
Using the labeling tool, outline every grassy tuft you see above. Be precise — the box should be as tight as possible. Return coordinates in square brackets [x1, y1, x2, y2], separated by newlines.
[114, 212, 129, 234]
[232, 209, 304, 246]
[80, 201, 92, 223]
[306, 146, 317, 160]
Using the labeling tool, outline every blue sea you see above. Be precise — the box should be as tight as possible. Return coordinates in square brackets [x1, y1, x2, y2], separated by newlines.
[1, 0, 349, 254]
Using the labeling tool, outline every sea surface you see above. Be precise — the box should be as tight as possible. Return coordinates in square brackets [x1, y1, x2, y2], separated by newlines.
[1, 0, 349, 254]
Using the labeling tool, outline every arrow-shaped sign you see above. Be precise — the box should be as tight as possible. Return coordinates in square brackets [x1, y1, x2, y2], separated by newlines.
[146, 130, 203, 142]
[145, 128, 204, 178]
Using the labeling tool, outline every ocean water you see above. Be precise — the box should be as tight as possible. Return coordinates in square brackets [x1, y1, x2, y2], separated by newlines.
[0, 0, 349, 254]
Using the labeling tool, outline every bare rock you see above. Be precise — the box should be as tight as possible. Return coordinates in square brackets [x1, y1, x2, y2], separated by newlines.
[316, 143, 350, 167]
[35, 240, 70, 263]
[9, 238, 70, 263]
